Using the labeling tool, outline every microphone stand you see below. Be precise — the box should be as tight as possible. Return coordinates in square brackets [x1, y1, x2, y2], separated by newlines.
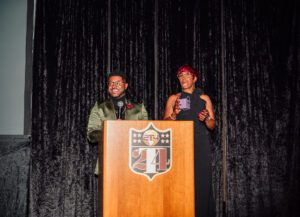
[117, 101, 124, 119]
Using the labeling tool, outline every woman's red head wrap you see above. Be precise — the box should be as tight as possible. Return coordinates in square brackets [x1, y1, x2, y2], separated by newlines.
[177, 65, 199, 78]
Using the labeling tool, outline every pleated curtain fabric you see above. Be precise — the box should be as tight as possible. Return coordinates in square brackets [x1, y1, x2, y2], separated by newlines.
[223, 1, 300, 216]
[29, 0, 299, 217]
[30, 0, 107, 216]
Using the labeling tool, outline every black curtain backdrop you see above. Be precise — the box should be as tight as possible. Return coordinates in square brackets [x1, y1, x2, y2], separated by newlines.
[29, 0, 299, 217]
[224, 1, 299, 216]
[30, 0, 107, 216]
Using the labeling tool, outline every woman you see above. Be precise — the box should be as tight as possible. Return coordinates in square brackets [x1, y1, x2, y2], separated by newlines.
[164, 65, 216, 217]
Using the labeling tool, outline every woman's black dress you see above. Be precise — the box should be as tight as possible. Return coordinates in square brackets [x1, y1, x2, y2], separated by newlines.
[177, 89, 215, 217]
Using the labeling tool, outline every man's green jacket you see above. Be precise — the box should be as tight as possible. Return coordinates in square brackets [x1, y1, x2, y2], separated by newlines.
[87, 99, 148, 174]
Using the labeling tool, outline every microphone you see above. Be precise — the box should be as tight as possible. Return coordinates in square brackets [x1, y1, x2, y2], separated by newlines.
[117, 101, 124, 119]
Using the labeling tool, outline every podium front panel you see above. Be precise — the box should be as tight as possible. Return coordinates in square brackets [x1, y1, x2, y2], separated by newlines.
[102, 120, 194, 217]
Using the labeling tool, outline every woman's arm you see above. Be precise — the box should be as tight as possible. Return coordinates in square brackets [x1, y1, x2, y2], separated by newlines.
[163, 94, 181, 120]
[199, 95, 215, 130]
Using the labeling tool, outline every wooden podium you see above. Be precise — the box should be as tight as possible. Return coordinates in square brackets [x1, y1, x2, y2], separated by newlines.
[101, 120, 195, 217]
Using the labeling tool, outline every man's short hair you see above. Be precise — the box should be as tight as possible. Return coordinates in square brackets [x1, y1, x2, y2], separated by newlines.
[108, 70, 127, 81]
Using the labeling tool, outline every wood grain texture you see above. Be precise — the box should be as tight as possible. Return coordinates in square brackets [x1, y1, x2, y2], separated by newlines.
[102, 120, 195, 217]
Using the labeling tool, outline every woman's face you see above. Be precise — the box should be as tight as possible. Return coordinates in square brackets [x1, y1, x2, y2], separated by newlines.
[177, 71, 197, 90]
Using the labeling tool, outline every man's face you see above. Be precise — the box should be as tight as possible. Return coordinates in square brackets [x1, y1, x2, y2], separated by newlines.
[107, 75, 128, 98]
[177, 71, 197, 90]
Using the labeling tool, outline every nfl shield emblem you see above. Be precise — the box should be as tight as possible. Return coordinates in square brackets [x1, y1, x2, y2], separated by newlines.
[129, 123, 172, 181]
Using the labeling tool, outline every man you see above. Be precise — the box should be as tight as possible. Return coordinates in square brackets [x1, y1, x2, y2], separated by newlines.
[87, 71, 148, 174]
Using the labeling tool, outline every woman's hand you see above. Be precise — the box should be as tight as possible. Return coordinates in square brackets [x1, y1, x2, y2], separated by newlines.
[198, 108, 209, 122]
[198, 94, 215, 130]
[163, 94, 181, 120]
[173, 98, 182, 115]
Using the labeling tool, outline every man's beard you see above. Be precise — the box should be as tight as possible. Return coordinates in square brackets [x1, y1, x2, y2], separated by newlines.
[111, 89, 126, 99]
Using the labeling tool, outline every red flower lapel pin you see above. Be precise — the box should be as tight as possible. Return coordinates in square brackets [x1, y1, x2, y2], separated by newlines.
[127, 103, 134, 110]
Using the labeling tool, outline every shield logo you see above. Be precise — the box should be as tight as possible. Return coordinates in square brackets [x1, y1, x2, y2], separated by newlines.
[129, 123, 172, 181]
